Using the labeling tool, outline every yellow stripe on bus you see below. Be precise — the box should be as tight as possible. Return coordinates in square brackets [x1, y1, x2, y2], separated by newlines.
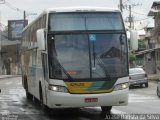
[65, 82, 114, 94]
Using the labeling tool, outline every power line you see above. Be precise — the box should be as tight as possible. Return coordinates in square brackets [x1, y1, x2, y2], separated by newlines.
[125, 7, 147, 16]
[134, 17, 153, 22]
[125, 0, 145, 16]
[4, 1, 37, 17]
[123, 0, 129, 4]
[127, 0, 142, 7]
[119, 0, 130, 12]
[125, 7, 153, 22]
[5, 1, 24, 13]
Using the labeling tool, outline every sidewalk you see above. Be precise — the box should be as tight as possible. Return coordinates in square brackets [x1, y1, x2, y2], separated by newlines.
[0, 75, 21, 80]
[148, 74, 160, 81]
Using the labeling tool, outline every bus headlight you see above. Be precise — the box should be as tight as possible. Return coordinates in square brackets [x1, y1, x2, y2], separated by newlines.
[48, 85, 69, 93]
[114, 83, 129, 91]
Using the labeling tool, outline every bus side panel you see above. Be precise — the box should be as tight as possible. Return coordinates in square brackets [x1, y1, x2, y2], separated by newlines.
[31, 50, 46, 104]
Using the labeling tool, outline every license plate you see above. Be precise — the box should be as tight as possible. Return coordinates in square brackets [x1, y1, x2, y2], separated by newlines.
[85, 98, 98, 103]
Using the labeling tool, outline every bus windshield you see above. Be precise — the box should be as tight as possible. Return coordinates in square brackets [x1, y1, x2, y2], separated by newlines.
[48, 12, 124, 31]
[48, 33, 128, 80]
[48, 12, 128, 81]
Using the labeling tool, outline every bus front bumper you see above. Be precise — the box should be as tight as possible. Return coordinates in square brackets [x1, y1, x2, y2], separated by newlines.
[46, 88, 128, 108]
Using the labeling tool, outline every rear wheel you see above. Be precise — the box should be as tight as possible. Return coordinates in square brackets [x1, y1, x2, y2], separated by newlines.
[145, 83, 148, 87]
[157, 87, 160, 97]
[101, 106, 112, 115]
[145, 83, 149, 88]
[25, 80, 33, 100]
[26, 91, 33, 100]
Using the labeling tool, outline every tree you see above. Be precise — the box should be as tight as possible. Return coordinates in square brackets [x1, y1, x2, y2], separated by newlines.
[129, 52, 136, 66]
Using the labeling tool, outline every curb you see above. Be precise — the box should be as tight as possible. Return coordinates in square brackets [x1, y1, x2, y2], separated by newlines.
[148, 74, 160, 81]
[0, 75, 21, 80]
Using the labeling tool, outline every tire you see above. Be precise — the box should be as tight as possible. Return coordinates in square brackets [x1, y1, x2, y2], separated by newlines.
[157, 87, 160, 98]
[39, 84, 51, 112]
[145, 83, 149, 88]
[25, 80, 33, 100]
[26, 91, 33, 100]
[33, 96, 40, 104]
[101, 106, 112, 115]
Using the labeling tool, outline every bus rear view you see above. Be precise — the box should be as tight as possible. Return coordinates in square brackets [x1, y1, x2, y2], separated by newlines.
[21, 7, 129, 115]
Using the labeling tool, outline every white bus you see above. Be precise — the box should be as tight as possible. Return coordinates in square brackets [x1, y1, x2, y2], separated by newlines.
[21, 7, 129, 115]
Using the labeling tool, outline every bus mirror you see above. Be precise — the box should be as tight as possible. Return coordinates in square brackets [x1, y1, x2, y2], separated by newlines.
[37, 29, 45, 51]
[130, 30, 138, 51]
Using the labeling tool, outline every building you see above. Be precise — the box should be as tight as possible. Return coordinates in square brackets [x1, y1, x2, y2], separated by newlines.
[0, 20, 27, 75]
[0, 30, 21, 75]
[136, 1, 160, 74]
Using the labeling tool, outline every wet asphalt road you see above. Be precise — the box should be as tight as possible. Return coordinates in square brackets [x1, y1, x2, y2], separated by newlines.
[0, 77, 160, 120]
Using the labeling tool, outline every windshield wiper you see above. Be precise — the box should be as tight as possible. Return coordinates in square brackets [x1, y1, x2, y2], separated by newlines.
[50, 38, 73, 80]
[95, 56, 112, 81]
[51, 53, 73, 80]
[92, 41, 96, 68]
[57, 63, 73, 80]
[91, 39, 112, 80]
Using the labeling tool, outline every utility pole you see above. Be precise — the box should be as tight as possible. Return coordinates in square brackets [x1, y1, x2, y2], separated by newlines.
[126, 3, 141, 29]
[23, 11, 37, 28]
[129, 5, 132, 28]
[120, 0, 123, 12]
[23, 11, 26, 28]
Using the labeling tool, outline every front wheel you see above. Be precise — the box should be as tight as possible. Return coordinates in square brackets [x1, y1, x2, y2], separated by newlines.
[39, 85, 51, 112]
[101, 106, 112, 115]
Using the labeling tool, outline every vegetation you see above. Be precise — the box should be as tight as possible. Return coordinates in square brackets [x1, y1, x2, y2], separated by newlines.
[138, 39, 145, 51]
[129, 52, 136, 64]
[157, 12, 160, 30]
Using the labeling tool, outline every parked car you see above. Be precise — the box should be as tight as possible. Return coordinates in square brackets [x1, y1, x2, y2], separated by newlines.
[129, 67, 148, 88]
[157, 82, 160, 97]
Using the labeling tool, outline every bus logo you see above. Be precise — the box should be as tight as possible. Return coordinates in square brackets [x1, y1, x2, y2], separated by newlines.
[70, 83, 85, 87]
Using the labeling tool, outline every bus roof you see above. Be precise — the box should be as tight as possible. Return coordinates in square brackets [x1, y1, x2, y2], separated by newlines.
[45, 6, 120, 13]
[23, 6, 120, 32]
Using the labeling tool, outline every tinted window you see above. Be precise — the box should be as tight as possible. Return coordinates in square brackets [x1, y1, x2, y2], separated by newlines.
[129, 68, 145, 74]
[48, 33, 128, 80]
[49, 12, 124, 31]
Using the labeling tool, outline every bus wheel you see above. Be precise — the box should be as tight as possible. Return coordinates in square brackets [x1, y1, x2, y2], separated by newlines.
[157, 87, 160, 97]
[26, 91, 33, 100]
[145, 83, 149, 88]
[39, 85, 51, 112]
[101, 106, 112, 115]
[25, 80, 33, 100]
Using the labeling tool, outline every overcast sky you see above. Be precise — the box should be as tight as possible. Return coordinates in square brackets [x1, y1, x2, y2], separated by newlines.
[0, 0, 158, 28]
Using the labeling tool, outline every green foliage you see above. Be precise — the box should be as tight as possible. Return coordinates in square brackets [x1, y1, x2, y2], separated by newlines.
[138, 39, 145, 51]
[157, 12, 160, 33]
[157, 12, 160, 27]
[129, 52, 136, 63]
